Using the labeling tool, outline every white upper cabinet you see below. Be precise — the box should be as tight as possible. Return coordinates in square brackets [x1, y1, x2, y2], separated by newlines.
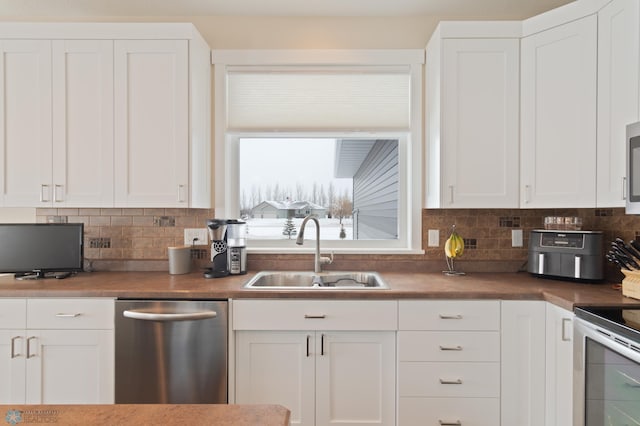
[0, 39, 114, 207]
[0, 23, 211, 208]
[520, 15, 597, 208]
[596, 0, 640, 207]
[426, 23, 520, 208]
[52, 40, 114, 207]
[114, 40, 189, 207]
[0, 40, 52, 207]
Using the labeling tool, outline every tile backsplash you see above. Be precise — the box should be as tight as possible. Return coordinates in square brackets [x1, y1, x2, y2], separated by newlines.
[36, 207, 640, 280]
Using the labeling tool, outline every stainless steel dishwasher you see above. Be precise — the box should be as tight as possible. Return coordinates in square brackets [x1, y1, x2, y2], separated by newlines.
[115, 300, 228, 404]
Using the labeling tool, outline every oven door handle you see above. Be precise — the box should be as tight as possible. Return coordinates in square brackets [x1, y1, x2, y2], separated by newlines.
[123, 310, 217, 321]
[620, 371, 640, 388]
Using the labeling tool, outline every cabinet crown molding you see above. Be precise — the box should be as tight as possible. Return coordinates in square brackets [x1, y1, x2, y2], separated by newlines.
[0, 22, 202, 40]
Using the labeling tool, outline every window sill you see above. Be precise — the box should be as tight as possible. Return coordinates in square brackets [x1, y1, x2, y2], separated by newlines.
[247, 247, 425, 255]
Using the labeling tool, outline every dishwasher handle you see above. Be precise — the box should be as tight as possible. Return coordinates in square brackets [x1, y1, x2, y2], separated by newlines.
[123, 310, 217, 321]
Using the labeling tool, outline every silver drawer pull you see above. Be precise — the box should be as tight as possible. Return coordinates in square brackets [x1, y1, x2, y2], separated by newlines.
[304, 314, 326, 319]
[439, 421, 461, 426]
[55, 313, 81, 318]
[439, 379, 463, 385]
[439, 314, 462, 320]
[439, 345, 463, 351]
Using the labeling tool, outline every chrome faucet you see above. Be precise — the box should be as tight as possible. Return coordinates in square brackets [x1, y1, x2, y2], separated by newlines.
[296, 214, 333, 273]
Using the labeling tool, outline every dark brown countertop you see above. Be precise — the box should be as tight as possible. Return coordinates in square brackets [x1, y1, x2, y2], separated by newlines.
[0, 270, 637, 311]
[0, 404, 290, 426]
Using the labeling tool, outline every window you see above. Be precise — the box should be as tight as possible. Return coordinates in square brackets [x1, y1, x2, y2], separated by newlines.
[213, 50, 424, 253]
[239, 137, 400, 241]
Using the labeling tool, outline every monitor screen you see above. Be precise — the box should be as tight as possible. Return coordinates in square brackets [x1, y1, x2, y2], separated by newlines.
[0, 223, 84, 278]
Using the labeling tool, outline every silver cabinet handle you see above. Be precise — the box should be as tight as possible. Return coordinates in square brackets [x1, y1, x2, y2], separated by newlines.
[123, 310, 217, 321]
[524, 184, 531, 204]
[439, 379, 463, 385]
[178, 184, 187, 203]
[449, 185, 454, 204]
[439, 421, 461, 426]
[27, 336, 37, 359]
[55, 313, 81, 318]
[304, 314, 326, 319]
[439, 314, 462, 320]
[439, 345, 463, 351]
[561, 318, 572, 342]
[40, 184, 50, 202]
[306, 335, 311, 357]
[623, 176, 627, 200]
[10, 336, 22, 359]
[54, 184, 64, 202]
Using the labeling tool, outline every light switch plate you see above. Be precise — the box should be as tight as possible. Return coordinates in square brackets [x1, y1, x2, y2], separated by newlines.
[428, 229, 440, 247]
[184, 228, 208, 246]
[512, 229, 523, 247]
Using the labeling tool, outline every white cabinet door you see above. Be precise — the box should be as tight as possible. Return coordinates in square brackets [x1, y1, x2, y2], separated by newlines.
[235, 329, 395, 426]
[114, 40, 189, 207]
[0, 330, 26, 404]
[520, 15, 597, 208]
[235, 331, 315, 426]
[24, 329, 114, 404]
[545, 304, 573, 426]
[596, 0, 640, 207]
[0, 40, 52, 207]
[501, 300, 546, 426]
[52, 40, 114, 207]
[440, 38, 519, 208]
[316, 331, 395, 426]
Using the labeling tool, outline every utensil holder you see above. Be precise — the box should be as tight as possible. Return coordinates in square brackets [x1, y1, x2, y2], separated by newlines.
[621, 269, 640, 300]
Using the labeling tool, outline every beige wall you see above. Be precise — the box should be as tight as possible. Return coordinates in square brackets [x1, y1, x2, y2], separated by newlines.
[0, 208, 36, 223]
[0, 15, 441, 49]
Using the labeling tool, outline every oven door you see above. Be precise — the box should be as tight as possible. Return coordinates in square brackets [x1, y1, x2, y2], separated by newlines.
[574, 318, 640, 426]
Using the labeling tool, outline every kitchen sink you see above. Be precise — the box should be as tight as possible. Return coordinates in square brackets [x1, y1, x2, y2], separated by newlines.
[243, 271, 389, 289]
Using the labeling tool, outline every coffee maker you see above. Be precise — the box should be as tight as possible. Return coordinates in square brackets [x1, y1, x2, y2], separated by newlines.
[203, 219, 247, 278]
[226, 220, 247, 275]
[204, 219, 229, 278]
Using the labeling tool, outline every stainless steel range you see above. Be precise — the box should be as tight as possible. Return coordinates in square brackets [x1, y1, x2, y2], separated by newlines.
[574, 306, 640, 425]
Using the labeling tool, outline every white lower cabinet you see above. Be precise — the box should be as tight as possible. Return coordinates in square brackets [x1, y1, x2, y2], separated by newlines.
[501, 300, 546, 426]
[398, 300, 501, 426]
[233, 300, 397, 426]
[0, 298, 114, 404]
[545, 304, 574, 426]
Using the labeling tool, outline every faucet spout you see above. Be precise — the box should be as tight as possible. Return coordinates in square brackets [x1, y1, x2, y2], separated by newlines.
[296, 214, 332, 273]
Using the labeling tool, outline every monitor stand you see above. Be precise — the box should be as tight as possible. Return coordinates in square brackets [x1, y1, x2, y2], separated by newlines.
[15, 270, 47, 280]
[15, 271, 75, 280]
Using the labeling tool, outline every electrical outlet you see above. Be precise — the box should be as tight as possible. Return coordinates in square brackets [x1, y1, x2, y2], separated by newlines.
[512, 229, 523, 247]
[428, 229, 440, 247]
[184, 228, 208, 246]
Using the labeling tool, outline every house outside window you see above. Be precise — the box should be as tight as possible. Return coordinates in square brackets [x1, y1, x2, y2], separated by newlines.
[212, 50, 424, 253]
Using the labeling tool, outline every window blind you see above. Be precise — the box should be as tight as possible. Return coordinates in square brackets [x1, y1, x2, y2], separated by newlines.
[226, 69, 411, 131]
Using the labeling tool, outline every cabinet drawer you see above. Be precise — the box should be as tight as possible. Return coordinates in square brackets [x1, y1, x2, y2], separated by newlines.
[0, 299, 26, 329]
[399, 300, 500, 330]
[399, 397, 500, 426]
[232, 299, 397, 330]
[398, 331, 500, 362]
[399, 362, 500, 397]
[27, 298, 114, 329]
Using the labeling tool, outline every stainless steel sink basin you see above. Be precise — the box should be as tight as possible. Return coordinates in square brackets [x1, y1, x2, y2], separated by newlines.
[243, 271, 389, 289]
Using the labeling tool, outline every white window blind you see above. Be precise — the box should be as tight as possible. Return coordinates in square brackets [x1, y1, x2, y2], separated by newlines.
[226, 68, 411, 131]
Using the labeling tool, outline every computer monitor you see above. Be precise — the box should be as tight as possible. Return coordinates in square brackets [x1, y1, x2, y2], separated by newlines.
[0, 223, 84, 279]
